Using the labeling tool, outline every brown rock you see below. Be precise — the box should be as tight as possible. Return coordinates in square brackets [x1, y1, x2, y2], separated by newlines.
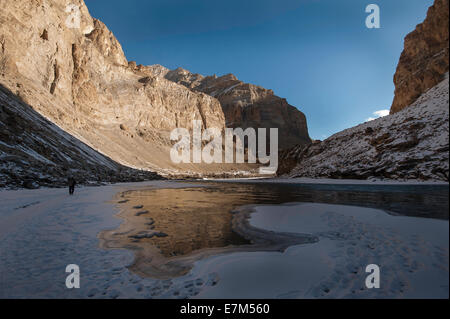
[390, 0, 449, 114]
[165, 68, 311, 150]
[0, 0, 242, 176]
[0, 0, 310, 179]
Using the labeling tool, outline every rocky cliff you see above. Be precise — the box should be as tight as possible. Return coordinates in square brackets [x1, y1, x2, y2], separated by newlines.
[165, 67, 311, 150]
[0, 0, 310, 184]
[280, 0, 449, 182]
[0, 83, 161, 189]
[279, 74, 449, 181]
[0, 0, 270, 180]
[391, 0, 449, 114]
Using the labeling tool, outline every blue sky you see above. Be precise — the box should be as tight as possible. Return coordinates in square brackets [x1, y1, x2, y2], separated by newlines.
[85, 0, 433, 140]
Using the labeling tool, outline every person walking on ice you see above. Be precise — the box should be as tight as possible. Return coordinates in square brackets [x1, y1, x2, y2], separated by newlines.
[68, 176, 76, 195]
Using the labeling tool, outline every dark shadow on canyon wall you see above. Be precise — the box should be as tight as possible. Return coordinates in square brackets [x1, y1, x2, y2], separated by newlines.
[0, 84, 162, 189]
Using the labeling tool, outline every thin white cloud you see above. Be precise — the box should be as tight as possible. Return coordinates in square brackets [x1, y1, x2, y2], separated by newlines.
[366, 109, 389, 122]
[373, 110, 389, 117]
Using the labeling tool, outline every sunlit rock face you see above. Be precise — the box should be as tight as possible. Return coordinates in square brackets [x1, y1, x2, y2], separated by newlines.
[0, 0, 312, 180]
[391, 0, 449, 114]
[165, 68, 311, 150]
[0, 0, 240, 177]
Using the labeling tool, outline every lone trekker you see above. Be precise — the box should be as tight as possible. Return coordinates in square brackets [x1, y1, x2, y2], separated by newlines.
[68, 176, 76, 195]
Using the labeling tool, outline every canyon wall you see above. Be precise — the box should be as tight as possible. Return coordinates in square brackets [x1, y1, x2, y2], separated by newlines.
[279, 74, 449, 181]
[0, 0, 243, 178]
[0, 83, 161, 188]
[280, 0, 449, 181]
[0, 0, 311, 183]
[165, 68, 311, 150]
[391, 0, 449, 114]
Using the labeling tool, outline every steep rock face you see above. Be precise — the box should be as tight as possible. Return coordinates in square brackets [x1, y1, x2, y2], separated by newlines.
[165, 67, 311, 150]
[391, 0, 449, 114]
[280, 74, 449, 181]
[0, 0, 245, 176]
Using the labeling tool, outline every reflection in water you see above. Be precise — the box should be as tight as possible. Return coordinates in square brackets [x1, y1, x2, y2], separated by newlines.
[100, 182, 448, 278]
[117, 187, 251, 258]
